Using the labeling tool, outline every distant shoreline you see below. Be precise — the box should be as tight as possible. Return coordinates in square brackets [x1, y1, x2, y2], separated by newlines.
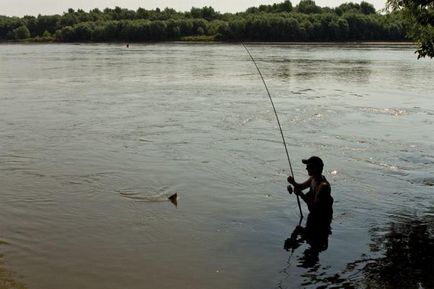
[1, 3, 409, 44]
[0, 40, 416, 46]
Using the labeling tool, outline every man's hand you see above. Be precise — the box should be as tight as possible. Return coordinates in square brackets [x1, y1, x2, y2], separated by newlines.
[294, 188, 303, 197]
[287, 176, 295, 185]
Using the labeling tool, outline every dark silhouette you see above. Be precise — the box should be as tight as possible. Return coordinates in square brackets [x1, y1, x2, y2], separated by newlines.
[279, 213, 433, 288]
[284, 156, 333, 266]
[350, 215, 434, 288]
[283, 214, 332, 267]
[168, 192, 178, 207]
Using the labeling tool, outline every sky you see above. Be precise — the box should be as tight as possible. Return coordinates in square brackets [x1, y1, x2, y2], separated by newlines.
[1, 0, 387, 17]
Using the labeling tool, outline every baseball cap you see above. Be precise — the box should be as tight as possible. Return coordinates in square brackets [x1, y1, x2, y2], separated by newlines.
[302, 156, 324, 168]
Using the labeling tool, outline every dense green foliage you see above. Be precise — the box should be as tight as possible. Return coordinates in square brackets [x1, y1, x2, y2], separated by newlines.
[0, 1, 408, 42]
[13, 25, 30, 39]
[387, 0, 434, 58]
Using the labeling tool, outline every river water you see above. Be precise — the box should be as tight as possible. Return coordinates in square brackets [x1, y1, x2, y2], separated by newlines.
[0, 43, 433, 289]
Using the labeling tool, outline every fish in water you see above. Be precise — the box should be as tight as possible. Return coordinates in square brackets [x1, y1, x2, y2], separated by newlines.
[119, 191, 179, 207]
[168, 193, 178, 207]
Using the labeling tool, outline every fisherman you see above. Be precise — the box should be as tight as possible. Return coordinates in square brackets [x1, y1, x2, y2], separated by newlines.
[285, 156, 333, 253]
[287, 156, 333, 222]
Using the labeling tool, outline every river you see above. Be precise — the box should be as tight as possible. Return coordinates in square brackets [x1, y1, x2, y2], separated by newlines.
[0, 43, 433, 289]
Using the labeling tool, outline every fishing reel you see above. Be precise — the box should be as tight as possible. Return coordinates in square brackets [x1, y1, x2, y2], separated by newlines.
[287, 185, 293, 194]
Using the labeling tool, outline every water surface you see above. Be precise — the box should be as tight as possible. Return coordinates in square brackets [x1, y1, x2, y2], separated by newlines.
[0, 43, 433, 289]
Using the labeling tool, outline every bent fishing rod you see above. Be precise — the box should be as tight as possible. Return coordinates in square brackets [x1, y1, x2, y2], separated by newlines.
[240, 41, 303, 219]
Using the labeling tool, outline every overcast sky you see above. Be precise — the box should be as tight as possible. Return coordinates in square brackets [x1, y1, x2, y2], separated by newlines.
[1, 0, 386, 17]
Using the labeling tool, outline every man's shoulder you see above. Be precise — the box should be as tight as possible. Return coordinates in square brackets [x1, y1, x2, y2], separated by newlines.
[319, 178, 331, 191]
[319, 182, 330, 190]
[320, 180, 330, 186]
[321, 176, 330, 184]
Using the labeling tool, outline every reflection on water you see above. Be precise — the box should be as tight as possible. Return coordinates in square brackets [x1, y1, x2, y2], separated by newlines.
[279, 210, 334, 288]
[270, 58, 373, 83]
[284, 213, 332, 268]
[349, 213, 434, 289]
[282, 212, 434, 289]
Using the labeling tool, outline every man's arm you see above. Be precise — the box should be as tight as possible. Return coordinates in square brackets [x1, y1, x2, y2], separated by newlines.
[287, 176, 312, 207]
[287, 176, 311, 191]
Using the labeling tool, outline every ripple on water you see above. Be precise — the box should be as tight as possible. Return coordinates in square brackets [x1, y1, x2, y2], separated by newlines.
[118, 185, 176, 203]
[409, 177, 434, 187]
[119, 191, 175, 203]
[359, 107, 408, 117]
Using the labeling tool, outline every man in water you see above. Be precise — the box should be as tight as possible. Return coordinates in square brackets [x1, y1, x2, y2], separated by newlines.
[285, 156, 333, 257]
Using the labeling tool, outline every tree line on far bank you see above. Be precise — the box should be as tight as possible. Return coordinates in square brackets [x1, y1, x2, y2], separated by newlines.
[0, 0, 408, 43]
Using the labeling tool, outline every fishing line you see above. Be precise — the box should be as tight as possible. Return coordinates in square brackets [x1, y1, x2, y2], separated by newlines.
[240, 41, 303, 219]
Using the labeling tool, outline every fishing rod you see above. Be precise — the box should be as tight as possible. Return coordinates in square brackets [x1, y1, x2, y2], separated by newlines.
[240, 41, 303, 219]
